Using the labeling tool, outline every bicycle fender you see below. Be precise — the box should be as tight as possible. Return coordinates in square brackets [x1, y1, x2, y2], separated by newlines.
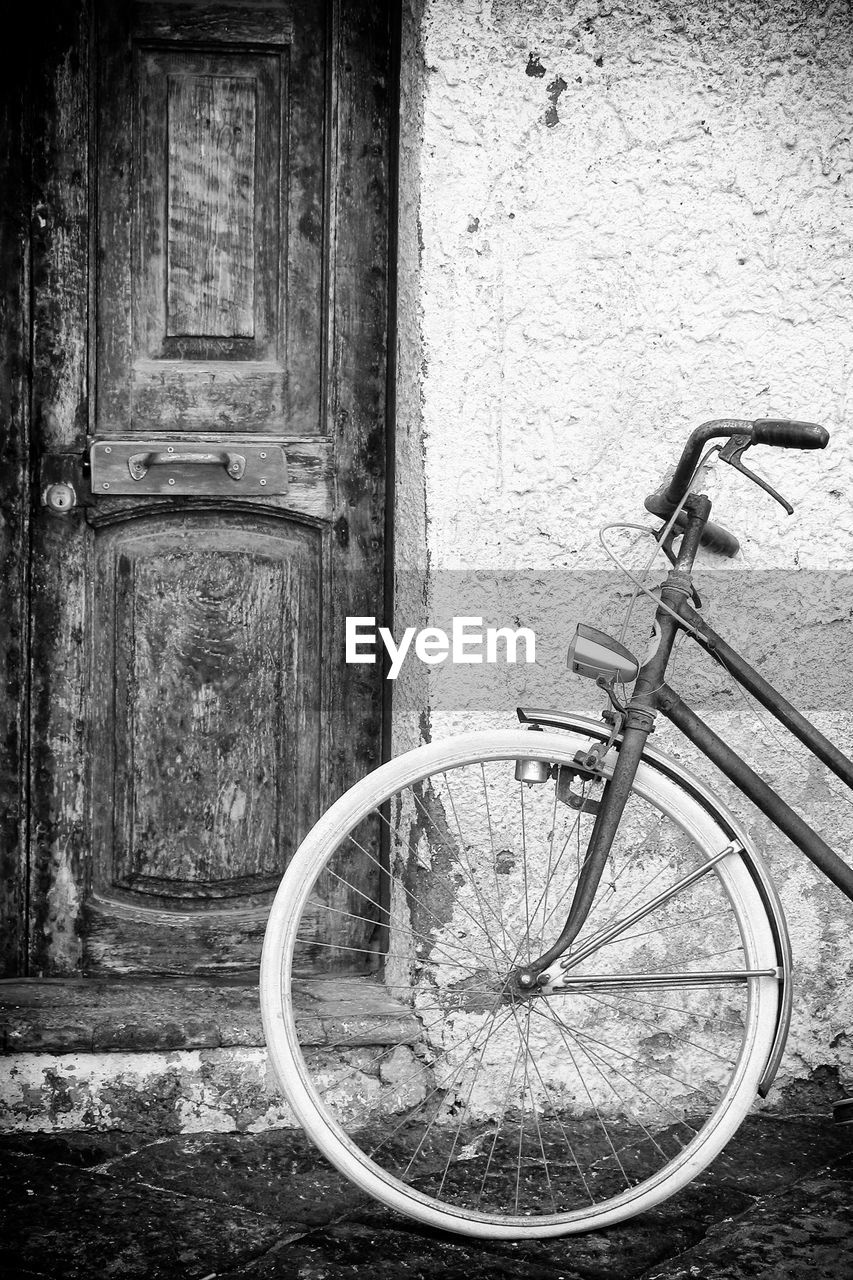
[517, 705, 793, 1098]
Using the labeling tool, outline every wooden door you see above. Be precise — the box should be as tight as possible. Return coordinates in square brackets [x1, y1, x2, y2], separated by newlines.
[11, 0, 392, 978]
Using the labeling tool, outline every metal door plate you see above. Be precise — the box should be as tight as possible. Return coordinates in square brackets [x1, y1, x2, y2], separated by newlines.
[89, 440, 289, 496]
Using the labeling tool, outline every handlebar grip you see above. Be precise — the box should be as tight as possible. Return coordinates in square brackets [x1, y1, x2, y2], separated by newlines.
[751, 419, 829, 449]
[644, 493, 741, 558]
[699, 518, 740, 557]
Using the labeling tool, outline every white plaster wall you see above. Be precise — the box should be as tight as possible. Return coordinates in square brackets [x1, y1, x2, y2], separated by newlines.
[395, 0, 853, 1104]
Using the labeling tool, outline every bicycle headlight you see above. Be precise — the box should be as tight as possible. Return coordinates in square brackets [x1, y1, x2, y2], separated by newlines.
[567, 623, 640, 684]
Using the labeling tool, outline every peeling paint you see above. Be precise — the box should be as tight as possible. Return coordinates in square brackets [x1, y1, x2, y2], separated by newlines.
[544, 74, 567, 127]
[43, 849, 82, 972]
[395, 0, 853, 1108]
[0, 1050, 292, 1135]
[0, 1041, 435, 1137]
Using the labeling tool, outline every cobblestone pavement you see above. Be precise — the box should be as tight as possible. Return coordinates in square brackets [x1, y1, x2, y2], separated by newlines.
[0, 1115, 850, 1279]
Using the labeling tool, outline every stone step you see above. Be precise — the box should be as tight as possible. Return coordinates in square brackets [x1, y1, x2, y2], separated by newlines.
[0, 975, 420, 1136]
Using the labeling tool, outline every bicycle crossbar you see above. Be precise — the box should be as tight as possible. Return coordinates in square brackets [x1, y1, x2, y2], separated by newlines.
[677, 600, 853, 793]
[658, 684, 853, 901]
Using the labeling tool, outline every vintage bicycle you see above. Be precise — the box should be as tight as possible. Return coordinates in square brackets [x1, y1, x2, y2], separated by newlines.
[259, 418, 852, 1239]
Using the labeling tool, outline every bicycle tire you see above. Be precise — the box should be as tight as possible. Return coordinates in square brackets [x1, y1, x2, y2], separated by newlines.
[260, 727, 781, 1239]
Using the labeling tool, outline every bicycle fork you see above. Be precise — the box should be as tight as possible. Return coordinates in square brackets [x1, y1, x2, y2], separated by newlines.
[513, 496, 712, 993]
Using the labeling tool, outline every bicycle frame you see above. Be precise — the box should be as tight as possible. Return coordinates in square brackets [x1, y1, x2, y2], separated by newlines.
[517, 493, 853, 985]
[657, 614, 853, 902]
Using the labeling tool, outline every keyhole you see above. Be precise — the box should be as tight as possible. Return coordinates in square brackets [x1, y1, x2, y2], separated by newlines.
[45, 482, 76, 512]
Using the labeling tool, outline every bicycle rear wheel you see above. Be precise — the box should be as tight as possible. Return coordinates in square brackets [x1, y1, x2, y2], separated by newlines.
[260, 728, 781, 1239]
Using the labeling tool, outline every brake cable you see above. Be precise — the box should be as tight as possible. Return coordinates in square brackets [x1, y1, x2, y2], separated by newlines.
[598, 444, 724, 648]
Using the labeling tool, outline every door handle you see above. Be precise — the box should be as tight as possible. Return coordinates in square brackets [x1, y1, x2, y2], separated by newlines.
[128, 449, 246, 481]
[88, 440, 288, 495]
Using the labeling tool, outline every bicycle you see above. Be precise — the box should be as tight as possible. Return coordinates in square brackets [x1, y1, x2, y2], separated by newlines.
[259, 417, 853, 1240]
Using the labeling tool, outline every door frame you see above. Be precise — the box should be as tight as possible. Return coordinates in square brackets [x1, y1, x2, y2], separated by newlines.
[0, 0, 402, 978]
[0, 18, 35, 978]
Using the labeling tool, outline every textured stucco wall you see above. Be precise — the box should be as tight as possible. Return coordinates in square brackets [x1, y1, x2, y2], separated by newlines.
[395, 0, 853, 1104]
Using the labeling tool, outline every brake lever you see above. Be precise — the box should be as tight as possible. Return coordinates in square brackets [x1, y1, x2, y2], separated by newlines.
[718, 434, 794, 515]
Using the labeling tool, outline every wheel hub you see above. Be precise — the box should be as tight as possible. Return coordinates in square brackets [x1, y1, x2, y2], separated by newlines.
[499, 965, 547, 1003]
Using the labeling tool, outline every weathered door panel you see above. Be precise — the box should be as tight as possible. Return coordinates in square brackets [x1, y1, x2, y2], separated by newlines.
[21, 0, 391, 977]
[86, 512, 323, 974]
[98, 1, 326, 436]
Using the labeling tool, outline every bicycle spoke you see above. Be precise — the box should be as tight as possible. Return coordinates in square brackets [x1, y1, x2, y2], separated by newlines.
[561, 845, 738, 972]
[294, 930, 488, 979]
[519, 781, 532, 967]
[372, 1004, 516, 1173]
[579, 990, 736, 1064]
[612, 908, 732, 947]
[557, 1019, 671, 1163]
[437, 773, 516, 971]
[509, 1007, 596, 1204]
[692, 946, 746, 962]
[533, 1002, 697, 1142]
[579, 810, 669, 931]
[303, 895, 484, 973]
[477, 1028, 525, 1209]
[308, 870, 495, 977]
[432, 1003, 515, 1198]
[508, 795, 588, 965]
[345, 817, 484, 950]
[563, 1015, 724, 1104]
[541, 765, 562, 946]
[543, 1002, 632, 1190]
[480, 763, 512, 959]
[411, 787, 514, 970]
[262, 734, 780, 1233]
[575, 986, 736, 1024]
[507, 1003, 557, 1213]
[531, 787, 666, 953]
[514, 1005, 530, 1213]
[346, 813, 508, 974]
[323, 985, 513, 1108]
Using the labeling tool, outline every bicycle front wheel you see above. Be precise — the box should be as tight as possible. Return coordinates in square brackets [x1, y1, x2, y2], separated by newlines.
[260, 728, 781, 1239]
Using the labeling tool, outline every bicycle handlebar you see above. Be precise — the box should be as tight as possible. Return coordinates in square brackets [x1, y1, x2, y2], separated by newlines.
[751, 420, 829, 450]
[644, 417, 829, 558]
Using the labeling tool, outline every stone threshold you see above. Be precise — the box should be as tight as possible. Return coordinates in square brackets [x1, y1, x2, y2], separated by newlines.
[0, 974, 420, 1055]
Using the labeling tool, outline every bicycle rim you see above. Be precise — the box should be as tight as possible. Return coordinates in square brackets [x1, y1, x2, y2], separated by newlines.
[260, 729, 780, 1238]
